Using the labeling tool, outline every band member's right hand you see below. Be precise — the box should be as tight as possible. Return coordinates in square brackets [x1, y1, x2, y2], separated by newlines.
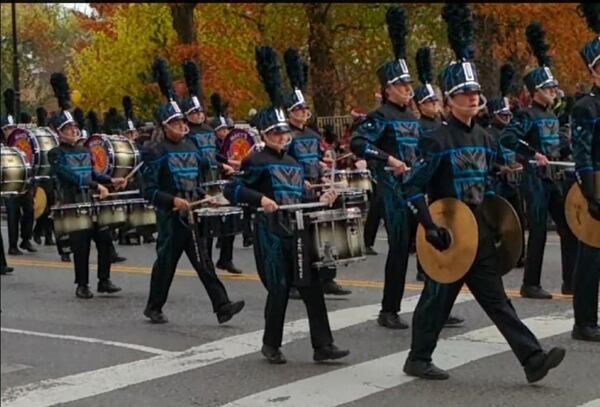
[97, 184, 110, 199]
[260, 196, 278, 213]
[173, 197, 190, 211]
[533, 152, 549, 166]
[222, 164, 235, 176]
[354, 159, 367, 170]
[425, 225, 452, 251]
[387, 156, 408, 176]
[588, 200, 600, 221]
[304, 180, 312, 190]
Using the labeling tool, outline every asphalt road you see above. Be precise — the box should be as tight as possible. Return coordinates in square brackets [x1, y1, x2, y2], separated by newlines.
[1, 227, 599, 407]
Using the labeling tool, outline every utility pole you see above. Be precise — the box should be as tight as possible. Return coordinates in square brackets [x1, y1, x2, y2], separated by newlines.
[11, 2, 20, 118]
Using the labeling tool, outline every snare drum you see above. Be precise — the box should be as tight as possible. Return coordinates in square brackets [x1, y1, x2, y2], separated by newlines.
[194, 206, 245, 238]
[7, 126, 58, 178]
[52, 203, 94, 237]
[199, 180, 231, 205]
[84, 134, 140, 178]
[126, 199, 157, 228]
[335, 188, 368, 214]
[1, 145, 31, 196]
[95, 199, 129, 228]
[329, 169, 372, 192]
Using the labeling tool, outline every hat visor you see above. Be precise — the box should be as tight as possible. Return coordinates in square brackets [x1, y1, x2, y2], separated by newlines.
[539, 79, 559, 89]
[289, 101, 309, 111]
[163, 112, 185, 124]
[57, 119, 76, 130]
[185, 107, 203, 115]
[449, 83, 481, 95]
[265, 123, 291, 134]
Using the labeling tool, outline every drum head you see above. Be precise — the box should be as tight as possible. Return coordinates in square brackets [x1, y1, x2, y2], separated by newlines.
[7, 128, 36, 166]
[85, 134, 111, 175]
[33, 187, 48, 219]
[222, 129, 255, 161]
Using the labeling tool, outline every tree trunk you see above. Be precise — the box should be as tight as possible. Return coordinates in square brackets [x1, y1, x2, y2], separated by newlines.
[170, 3, 197, 44]
[305, 3, 337, 117]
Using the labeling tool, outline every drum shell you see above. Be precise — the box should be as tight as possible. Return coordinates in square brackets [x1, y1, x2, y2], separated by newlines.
[126, 200, 157, 228]
[199, 180, 231, 205]
[95, 200, 128, 228]
[194, 207, 244, 238]
[1, 146, 31, 195]
[6, 127, 58, 178]
[85, 134, 140, 178]
[52, 204, 94, 236]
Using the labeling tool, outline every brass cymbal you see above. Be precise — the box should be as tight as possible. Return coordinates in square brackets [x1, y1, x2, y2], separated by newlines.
[480, 195, 523, 275]
[565, 183, 600, 248]
[416, 197, 478, 284]
[33, 186, 47, 220]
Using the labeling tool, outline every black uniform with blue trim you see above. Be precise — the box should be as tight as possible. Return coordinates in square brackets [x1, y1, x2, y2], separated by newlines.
[141, 136, 231, 315]
[48, 142, 113, 286]
[500, 101, 578, 290]
[224, 145, 334, 350]
[404, 115, 544, 365]
[350, 100, 422, 316]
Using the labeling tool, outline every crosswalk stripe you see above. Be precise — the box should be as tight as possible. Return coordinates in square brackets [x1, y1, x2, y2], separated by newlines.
[576, 400, 600, 407]
[220, 311, 574, 407]
[0, 293, 474, 407]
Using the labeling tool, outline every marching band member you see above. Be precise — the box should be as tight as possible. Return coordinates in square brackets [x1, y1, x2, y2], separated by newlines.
[402, 4, 565, 382]
[47, 72, 123, 299]
[500, 22, 577, 299]
[570, 4, 600, 342]
[141, 58, 244, 324]
[224, 46, 349, 364]
[414, 47, 443, 134]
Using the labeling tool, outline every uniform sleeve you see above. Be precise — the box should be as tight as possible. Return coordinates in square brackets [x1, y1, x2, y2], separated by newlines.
[140, 144, 175, 211]
[48, 148, 99, 190]
[499, 110, 538, 159]
[402, 135, 442, 202]
[92, 170, 111, 184]
[571, 103, 595, 174]
[223, 156, 264, 207]
[350, 114, 390, 162]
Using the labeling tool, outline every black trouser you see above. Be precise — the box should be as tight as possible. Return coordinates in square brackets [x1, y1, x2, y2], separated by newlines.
[146, 210, 230, 313]
[573, 242, 600, 327]
[0, 233, 7, 269]
[497, 180, 526, 262]
[6, 191, 34, 248]
[69, 226, 112, 286]
[253, 215, 333, 349]
[409, 211, 543, 365]
[33, 184, 55, 241]
[55, 233, 71, 256]
[364, 182, 383, 248]
[521, 172, 577, 287]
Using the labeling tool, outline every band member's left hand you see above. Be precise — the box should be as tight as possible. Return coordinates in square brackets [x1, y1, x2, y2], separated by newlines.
[207, 196, 221, 207]
[589, 200, 600, 221]
[387, 156, 408, 176]
[222, 164, 235, 176]
[355, 159, 367, 170]
[111, 177, 127, 190]
[533, 152, 549, 166]
[228, 159, 241, 169]
[304, 180, 313, 190]
[320, 189, 338, 207]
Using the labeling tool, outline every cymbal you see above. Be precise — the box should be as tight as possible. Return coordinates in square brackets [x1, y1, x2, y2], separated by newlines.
[416, 198, 478, 284]
[565, 183, 600, 248]
[33, 186, 47, 220]
[480, 195, 523, 275]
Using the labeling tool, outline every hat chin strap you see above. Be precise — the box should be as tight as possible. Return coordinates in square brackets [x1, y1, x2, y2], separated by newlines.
[447, 94, 487, 113]
[536, 88, 555, 106]
[263, 132, 291, 151]
[289, 108, 311, 124]
[164, 122, 190, 137]
[494, 113, 512, 125]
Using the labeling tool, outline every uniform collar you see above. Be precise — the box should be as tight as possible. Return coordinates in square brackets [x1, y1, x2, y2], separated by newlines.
[448, 114, 475, 132]
[532, 100, 550, 111]
[265, 145, 286, 158]
[385, 100, 407, 112]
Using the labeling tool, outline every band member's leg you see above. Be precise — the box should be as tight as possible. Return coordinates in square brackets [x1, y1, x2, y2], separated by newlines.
[93, 227, 113, 282]
[364, 185, 383, 249]
[20, 190, 34, 244]
[573, 243, 600, 329]
[297, 271, 334, 349]
[69, 229, 93, 286]
[6, 196, 21, 250]
[217, 235, 235, 264]
[522, 173, 550, 288]
[547, 184, 578, 290]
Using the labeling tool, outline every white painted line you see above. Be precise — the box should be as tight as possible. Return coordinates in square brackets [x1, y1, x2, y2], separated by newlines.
[1, 364, 32, 375]
[220, 311, 573, 407]
[576, 400, 600, 407]
[1, 328, 173, 356]
[0, 294, 474, 407]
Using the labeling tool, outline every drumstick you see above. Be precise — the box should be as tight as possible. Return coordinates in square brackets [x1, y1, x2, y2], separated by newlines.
[384, 166, 412, 172]
[92, 189, 141, 199]
[527, 160, 575, 167]
[309, 181, 348, 189]
[172, 194, 221, 211]
[125, 162, 144, 181]
[335, 152, 354, 161]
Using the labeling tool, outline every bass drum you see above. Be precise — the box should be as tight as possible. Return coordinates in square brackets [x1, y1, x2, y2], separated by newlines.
[7, 126, 58, 178]
[1, 145, 32, 196]
[84, 134, 140, 178]
[221, 128, 256, 162]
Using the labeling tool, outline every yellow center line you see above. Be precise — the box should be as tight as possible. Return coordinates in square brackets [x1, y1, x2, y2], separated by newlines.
[7, 258, 573, 301]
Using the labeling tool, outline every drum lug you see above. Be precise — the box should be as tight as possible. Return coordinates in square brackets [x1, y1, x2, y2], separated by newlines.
[295, 210, 304, 230]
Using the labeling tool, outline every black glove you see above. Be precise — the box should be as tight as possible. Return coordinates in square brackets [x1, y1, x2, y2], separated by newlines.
[425, 225, 452, 251]
[589, 199, 600, 222]
[578, 171, 600, 221]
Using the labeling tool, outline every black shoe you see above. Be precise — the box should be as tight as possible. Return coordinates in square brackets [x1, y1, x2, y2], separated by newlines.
[45, 236, 55, 246]
[60, 253, 71, 262]
[216, 260, 242, 274]
[8, 247, 23, 256]
[572, 325, 600, 342]
[243, 235, 253, 247]
[516, 257, 525, 268]
[377, 312, 409, 330]
[365, 246, 378, 256]
[403, 359, 449, 380]
[520, 285, 553, 299]
[261, 344, 287, 364]
[0, 266, 14, 275]
[313, 344, 350, 362]
[217, 300, 245, 324]
[416, 271, 426, 282]
[323, 281, 352, 296]
[143, 235, 156, 244]
[444, 315, 465, 328]
[561, 283, 573, 296]
[110, 254, 127, 263]
[33, 234, 42, 245]
[289, 287, 302, 300]
[76, 285, 94, 299]
[97, 279, 122, 294]
[19, 240, 37, 253]
[524, 347, 566, 383]
[144, 308, 168, 324]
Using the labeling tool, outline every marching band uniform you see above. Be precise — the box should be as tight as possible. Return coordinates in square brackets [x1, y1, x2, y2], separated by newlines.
[570, 15, 600, 342]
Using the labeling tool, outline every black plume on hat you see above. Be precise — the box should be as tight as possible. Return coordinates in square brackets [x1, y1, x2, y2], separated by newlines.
[50, 72, 71, 110]
[442, 3, 474, 62]
[152, 57, 175, 101]
[19, 112, 31, 124]
[526, 22, 552, 67]
[416, 47, 433, 85]
[182, 59, 201, 97]
[210, 93, 224, 117]
[499, 63, 516, 97]
[3, 88, 15, 116]
[255, 46, 285, 108]
[87, 110, 100, 134]
[284, 48, 307, 91]
[73, 107, 85, 129]
[578, 3, 600, 34]
[36, 107, 47, 126]
[122, 96, 134, 120]
[386, 6, 409, 60]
